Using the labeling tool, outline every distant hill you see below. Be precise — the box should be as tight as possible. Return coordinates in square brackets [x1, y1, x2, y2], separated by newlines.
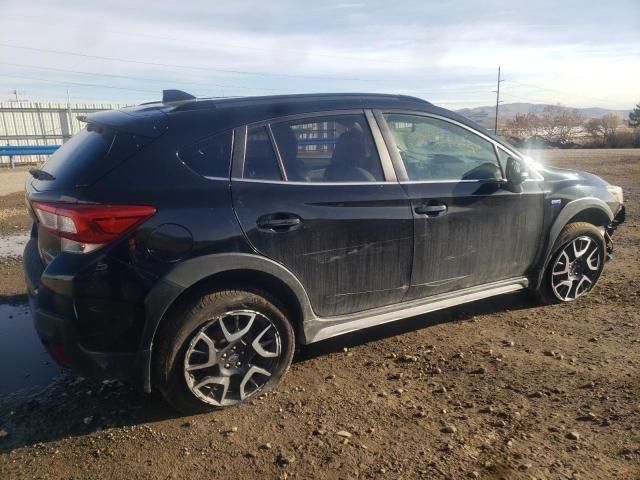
[457, 103, 631, 129]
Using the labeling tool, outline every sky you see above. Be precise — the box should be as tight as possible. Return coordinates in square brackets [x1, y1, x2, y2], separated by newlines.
[0, 0, 638, 110]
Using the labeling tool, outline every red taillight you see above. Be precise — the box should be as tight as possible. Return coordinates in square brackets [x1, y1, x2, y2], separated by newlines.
[32, 202, 156, 248]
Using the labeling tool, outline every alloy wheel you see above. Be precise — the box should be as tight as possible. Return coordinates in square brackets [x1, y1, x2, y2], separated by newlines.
[551, 236, 601, 301]
[183, 310, 282, 406]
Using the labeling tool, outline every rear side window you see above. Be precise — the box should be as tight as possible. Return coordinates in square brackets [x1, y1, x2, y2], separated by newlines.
[244, 126, 282, 180]
[179, 130, 233, 178]
[271, 113, 383, 182]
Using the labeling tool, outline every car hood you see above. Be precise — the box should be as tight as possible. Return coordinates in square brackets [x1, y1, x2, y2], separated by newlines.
[537, 165, 609, 188]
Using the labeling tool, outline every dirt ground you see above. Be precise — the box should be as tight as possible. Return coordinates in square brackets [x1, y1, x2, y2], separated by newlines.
[0, 149, 638, 479]
[0, 167, 31, 197]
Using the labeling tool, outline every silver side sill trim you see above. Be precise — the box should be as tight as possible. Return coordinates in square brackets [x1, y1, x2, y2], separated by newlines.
[303, 277, 529, 343]
[231, 178, 393, 186]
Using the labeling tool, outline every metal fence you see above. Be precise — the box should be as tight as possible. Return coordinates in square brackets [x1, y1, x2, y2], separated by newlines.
[0, 101, 123, 166]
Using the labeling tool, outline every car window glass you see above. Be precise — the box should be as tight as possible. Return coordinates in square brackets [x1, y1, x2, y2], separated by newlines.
[179, 130, 232, 178]
[271, 113, 384, 182]
[383, 114, 502, 181]
[244, 126, 282, 180]
[495, 147, 512, 169]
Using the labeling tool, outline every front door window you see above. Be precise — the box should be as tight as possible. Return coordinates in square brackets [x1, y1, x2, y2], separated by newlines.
[383, 113, 502, 181]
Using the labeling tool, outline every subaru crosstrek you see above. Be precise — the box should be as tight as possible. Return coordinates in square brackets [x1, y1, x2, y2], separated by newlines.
[23, 92, 625, 413]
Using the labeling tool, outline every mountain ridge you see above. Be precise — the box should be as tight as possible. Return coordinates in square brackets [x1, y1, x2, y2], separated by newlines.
[456, 102, 631, 128]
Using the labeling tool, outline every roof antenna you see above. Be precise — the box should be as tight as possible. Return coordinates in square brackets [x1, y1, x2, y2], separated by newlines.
[162, 89, 196, 103]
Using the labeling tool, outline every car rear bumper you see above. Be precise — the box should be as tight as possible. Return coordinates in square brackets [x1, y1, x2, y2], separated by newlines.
[23, 237, 149, 386]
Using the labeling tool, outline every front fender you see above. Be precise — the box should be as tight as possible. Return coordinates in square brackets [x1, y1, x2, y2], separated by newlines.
[534, 197, 613, 289]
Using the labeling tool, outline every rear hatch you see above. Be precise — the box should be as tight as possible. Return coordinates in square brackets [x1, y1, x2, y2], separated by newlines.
[30, 105, 169, 193]
[26, 104, 169, 265]
[31, 126, 116, 193]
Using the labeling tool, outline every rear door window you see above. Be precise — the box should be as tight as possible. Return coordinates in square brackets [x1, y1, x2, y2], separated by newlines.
[270, 113, 384, 182]
[179, 130, 233, 178]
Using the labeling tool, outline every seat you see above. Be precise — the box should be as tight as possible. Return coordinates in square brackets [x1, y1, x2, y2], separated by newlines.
[271, 124, 307, 181]
[323, 130, 379, 182]
[244, 139, 281, 180]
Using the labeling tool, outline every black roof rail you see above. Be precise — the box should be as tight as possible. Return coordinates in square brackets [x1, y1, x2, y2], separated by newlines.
[165, 92, 433, 114]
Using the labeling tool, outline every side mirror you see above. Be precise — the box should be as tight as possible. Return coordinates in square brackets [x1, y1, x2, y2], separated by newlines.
[505, 157, 528, 185]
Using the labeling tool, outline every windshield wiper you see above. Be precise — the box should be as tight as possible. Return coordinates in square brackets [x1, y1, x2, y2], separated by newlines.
[29, 168, 55, 181]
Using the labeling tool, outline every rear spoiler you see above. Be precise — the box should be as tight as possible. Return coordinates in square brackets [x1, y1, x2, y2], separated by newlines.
[76, 90, 200, 137]
[78, 106, 169, 138]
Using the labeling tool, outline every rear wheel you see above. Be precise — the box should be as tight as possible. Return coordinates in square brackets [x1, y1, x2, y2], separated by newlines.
[154, 289, 295, 414]
[538, 222, 605, 304]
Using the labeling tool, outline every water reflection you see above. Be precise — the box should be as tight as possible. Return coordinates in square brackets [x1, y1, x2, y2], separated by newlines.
[0, 303, 62, 396]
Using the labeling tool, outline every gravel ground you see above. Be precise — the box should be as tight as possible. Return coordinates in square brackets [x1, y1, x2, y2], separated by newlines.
[0, 149, 638, 479]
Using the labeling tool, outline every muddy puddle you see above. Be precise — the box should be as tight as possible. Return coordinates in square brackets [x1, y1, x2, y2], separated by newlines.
[0, 303, 62, 396]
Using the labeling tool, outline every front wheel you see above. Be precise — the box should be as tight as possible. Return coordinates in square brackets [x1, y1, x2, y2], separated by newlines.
[154, 289, 295, 414]
[537, 222, 606, 304]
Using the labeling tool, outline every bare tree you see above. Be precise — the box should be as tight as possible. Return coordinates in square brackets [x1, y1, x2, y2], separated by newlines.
[583, 113, 622, 146]
[539, 106, 585, 145]
[599, 113, 621, 144]
[538, 108, 556, 141]
[502, 112, 543, 141]
[584, 118, 603, 144]
[502, 114, 530, 140]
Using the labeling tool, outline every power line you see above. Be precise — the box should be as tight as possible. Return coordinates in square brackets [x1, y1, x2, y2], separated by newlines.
[1, 74, 160, 94]
[0, 62, 290, 93]
[499, 93, 553, 104]
[1, 70, 499, 105]
[0, 43, 363, 82]
[1, 91, 129, 104]
[504, 79, 615, 104]
[0, 16, 421, 68]
[1, 61, 500, 100]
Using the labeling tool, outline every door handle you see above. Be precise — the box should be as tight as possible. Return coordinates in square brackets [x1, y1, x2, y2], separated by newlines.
[414, 204, 448, 217]
[257, 214, 302, 233]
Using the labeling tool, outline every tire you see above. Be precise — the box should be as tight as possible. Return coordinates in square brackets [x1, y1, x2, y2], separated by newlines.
[153, 288, 295, 415]
[537, 222, 606, 304]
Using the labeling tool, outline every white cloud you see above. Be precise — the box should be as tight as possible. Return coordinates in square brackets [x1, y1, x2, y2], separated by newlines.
[0, 0, 637, 109]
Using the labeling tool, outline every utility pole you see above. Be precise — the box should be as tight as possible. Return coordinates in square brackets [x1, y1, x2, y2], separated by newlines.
[494, 66, 502, 135]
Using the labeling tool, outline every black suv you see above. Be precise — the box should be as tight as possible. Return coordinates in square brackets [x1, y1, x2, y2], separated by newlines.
[24, 92, 625, 413]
